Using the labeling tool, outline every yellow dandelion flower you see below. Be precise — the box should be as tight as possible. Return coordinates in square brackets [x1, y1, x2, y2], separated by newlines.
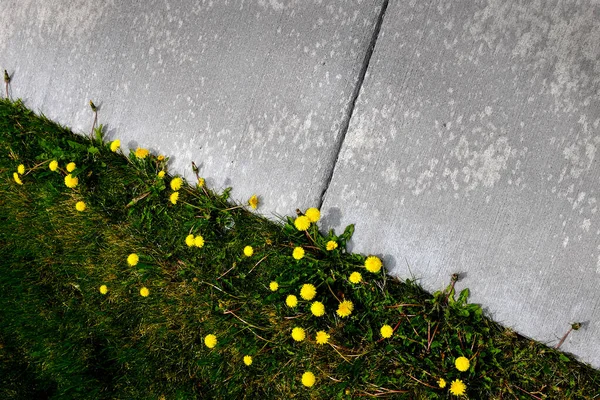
[169, 191, 179, 204]
[170, 177, 183, 191]
[13, 172, 23, 185]
[158, 170, 165, 178]
[301, 371, 315, 387]
[305, 207, 320, 222]
[310, 301, 325, 317]
[291, 327, 306, 342]
[140, 287, 150, 297]
[349, 272, 362, 284]
[326, 240, 338, 251]
[286, 294, 298, 308]
[449, 379, 466, 396]
[135, 147, 149, 158]
[49, 160, 58, 171]
[365, 255, 383, 273]
[315, 330, 330, 345]
[292, 246, 305, 260]
[336, 300, 353, 318]
[380, 324, 393, 338]
[75, 201, 86, 212]
[243, 355, 253, 366]
[64, 174, 78, 188]
[294, 215, 311, 231]
[438, 378, 447, 388]
[204, 334, 217, 348]
[17, 164, 25, 175]
[455, 356, 470, 372]
[157, 154, 165, 161]
[269, 281, 279, 291]
[300, 284, 316, 301]
[127, 253, 139, 266]
[248, 194, 258, 210]
[99, 285, 108, 295]
[185, 234, 195, 247]
[110, 139, 120, 152]
[198, 177, 205, 187]
[194, 235, 204, 248]
[243, 246, 253, 257]
[66, 162, 76, 172]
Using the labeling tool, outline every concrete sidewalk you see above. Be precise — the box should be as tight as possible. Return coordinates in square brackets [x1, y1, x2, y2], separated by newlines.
[1, 0, 599, 368]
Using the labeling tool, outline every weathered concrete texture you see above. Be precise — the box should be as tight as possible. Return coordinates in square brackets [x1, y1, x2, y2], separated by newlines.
[0, 0, 384, 215]
[322, 0, 600, 368]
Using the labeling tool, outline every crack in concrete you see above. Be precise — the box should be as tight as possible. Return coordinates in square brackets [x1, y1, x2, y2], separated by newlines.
[318, 0, 389, 209]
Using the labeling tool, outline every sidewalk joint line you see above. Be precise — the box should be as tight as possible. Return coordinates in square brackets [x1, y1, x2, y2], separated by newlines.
[318, 0, 389, 209]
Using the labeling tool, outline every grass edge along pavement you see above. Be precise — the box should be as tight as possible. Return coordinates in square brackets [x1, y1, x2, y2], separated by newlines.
[0, 97, 599, 399]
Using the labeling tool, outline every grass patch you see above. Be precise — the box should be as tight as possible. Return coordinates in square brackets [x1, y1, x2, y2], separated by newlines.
[0, 97, 599, 399]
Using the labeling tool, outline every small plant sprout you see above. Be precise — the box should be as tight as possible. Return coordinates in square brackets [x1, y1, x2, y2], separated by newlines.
[4, 69, 10, 98]
[89, 100, 98, 140]
[556, 322, 582, 350]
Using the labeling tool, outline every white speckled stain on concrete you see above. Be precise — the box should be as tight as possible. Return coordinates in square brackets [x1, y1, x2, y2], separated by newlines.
[323, 0, 600, 368]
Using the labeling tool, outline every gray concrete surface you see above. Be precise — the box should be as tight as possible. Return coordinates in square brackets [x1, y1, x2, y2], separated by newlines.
[0, 0, 384, 215]
[322, 0, 600, 368]
[2, 0, 600, 369]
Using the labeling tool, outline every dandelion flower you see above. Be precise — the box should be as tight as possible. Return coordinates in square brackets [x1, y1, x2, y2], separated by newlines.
[204, 334, 217, 348]
[248, 194, 258, 210]
[169, 191, 179, 204]
[75, 201, 86, 212]
[292, 246, 305, 260]
[438, 378, 447, 388]
[286, 294, 298, 308]
[300, 284, 316, 301]
[17, 164, 25, 175]
[197, 177, 205, 187]
[365, 255, 383, 273]
[336, 300, 353, 318]
[66, 162, 76, 172]
[99, 285, 108, 295]
[194, 235, 204, 248]
[243, 246, 253, 257]
[64, 174, 78, 188]
[315, 331, 330, 345]
[380, 324, 393, 338]
[157, 154, 165, 161]
[158, 170, 165, 178]
[127, 253, 139, 266]
[110, 139, 120, 152]
[243, 355, 253, 366]
[310, 301, 325, 317]
[49, 160, 58, 171]
[305, 207, 320, 222]
[294, 215, 311, 231]
[13, 172, 23, 185]
[135, 147, 149, 158]
[140, 287, 150, 297]
[185, 234, 195, 247]
[291, 327, 306, 342]
[326, 240, 338, 251]
[269, 281, 279, 291]
[170, 177, 183, 191]
[349, 272, 362, 284]
[455, 356, 470, 372]
[301, 371, 315, 387]
[449, 379, 466, 396]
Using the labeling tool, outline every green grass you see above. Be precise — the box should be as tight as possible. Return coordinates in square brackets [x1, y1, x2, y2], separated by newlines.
[0, 97, 599, 399]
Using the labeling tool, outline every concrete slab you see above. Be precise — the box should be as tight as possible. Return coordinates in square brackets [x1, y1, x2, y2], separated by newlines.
[322, 0, 600, 368]
[0, 0, 385, 215]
